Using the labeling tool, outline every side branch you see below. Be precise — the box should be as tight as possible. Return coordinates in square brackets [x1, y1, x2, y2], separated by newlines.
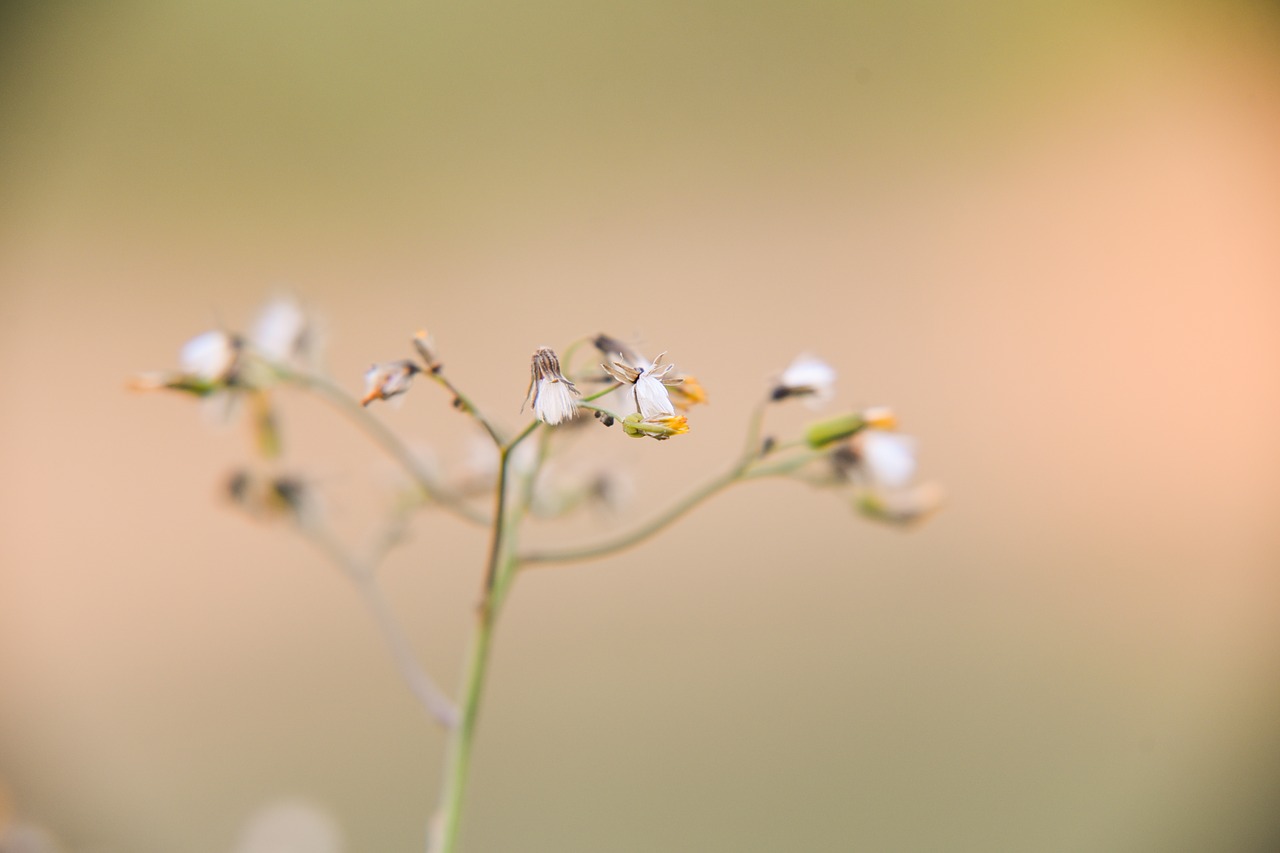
[301, 523, 459, 729]
[521, 467, 740, 565]
[274, 366, 488, 526]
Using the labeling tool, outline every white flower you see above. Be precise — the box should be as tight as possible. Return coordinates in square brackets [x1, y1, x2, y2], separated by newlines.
[858, 481, 943, 525]
[855, 429, 917, 489]
[180, 330, 239, 382]
[775, 354, 836, 406]
[602, 352, 680, 420]
[361, 360, 419, 406]
[233, 798, 342, 853]
[524, 347, 580, 425]
[251, 297, 308, 363]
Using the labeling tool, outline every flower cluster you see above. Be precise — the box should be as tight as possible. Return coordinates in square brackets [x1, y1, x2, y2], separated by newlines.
[134, 299, 941, 853]
[772, 353, 941, 525]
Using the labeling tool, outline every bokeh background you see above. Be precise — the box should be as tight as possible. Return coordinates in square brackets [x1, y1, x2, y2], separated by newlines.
[4, 1, 1280, 851]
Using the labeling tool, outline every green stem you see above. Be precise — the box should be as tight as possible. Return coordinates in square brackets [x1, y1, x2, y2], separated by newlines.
[522, 467, 741, 566]
[429, 371, 505, 447]
[521, 444, 824, 567]
[431, 422, 542, 852]
[431, 604, 496, 852]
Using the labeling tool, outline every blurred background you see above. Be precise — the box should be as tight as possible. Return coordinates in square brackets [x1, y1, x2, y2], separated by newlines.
[3, 1, 1280, 850]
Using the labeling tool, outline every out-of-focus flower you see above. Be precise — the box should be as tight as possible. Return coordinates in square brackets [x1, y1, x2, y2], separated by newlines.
[621, 413, 689, 440]
[857, 482, 944, 526]
[524, 347, 580, 425]
[412, 330, 441, 372]
[181, 330, 240, 383]
[250, 297, 309, 363]
[232, 798, 343, 853]
[226, 469, 312, 523]
[772, 354, 836, 406]
[666, 374, 708, 410]
[592, 334, 647, 370]
[588, 468, 636, 514]
[856, 429, 917, 489]
[829, 427, 941, 526]
[361, 360, 420, 407]
[603, 352, 682, 420]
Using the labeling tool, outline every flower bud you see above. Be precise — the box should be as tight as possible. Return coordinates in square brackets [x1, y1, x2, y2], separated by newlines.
[804, 413, 867, 448]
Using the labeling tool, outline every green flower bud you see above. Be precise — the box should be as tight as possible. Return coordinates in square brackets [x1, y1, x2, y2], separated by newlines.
[804, 413, 867, 448]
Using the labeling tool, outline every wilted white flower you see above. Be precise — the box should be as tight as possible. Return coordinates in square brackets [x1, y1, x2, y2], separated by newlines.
[596, 336, 707, 411]
[602, 352, 681, 420]
[524, 347, 580, 425]
[181, 330, 239, 383]
[251, 296, 309, 363]
[361, 360, 420, 406]
[774, 354, 836, 406]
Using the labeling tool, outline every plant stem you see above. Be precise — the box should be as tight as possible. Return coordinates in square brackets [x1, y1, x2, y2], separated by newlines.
[521, 444, 824, 567]
[430, 602, 496, 853]
[431, 422, 542, 852]
[428, 370, 505, 447]
[301, 522, 458, 728]
[521, 466, 741, 566]
[274, 365, 488, 526]
[354, 573, 460, 729]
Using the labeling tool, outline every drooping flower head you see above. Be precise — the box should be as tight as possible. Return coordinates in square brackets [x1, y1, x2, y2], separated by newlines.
[362, 360, 420, 406]
[524, 347, 580, 425]
[773, 354, 836, 406]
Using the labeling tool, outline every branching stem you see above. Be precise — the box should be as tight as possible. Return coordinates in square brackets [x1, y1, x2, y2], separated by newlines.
[271, 365, 487, 526]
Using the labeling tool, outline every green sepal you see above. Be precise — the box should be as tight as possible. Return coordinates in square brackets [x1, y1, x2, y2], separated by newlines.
[804, 413, 866, 448]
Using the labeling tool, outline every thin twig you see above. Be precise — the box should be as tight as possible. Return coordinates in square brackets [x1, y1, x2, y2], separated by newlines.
[429, 370, 505, 447]
[300, 521, 459, 729]
[269, 363, 488, 526]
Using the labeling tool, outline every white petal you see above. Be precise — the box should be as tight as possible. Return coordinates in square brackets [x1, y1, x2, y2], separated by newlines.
[874, 482, 943, 523]
[634, 372, 675, 419]
[780, 355, 836, 398]
[252, 297, 307, 362]
[181, 331, 237, 381]
[534, 378, 579, 425]
[859, 430, 917, 489]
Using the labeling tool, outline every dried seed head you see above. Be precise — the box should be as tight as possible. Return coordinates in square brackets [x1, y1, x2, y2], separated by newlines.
[362, 360, 420, 406]
[524, 347, 580, 425]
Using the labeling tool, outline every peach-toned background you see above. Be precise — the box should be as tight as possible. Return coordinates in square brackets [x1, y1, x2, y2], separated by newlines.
[3, 2, 1280, 851]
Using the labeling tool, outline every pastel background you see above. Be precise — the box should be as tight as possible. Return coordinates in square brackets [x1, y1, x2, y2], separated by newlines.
[3, 2, 1280, 851]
